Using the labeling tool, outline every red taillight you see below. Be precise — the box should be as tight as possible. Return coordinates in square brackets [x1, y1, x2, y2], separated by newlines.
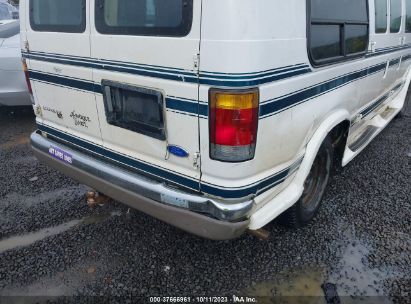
[22, 59, 33, 95]
[209, 89, 259, 162]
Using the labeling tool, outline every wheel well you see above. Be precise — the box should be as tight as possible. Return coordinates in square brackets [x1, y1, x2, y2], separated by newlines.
[329, 120, 350, 166]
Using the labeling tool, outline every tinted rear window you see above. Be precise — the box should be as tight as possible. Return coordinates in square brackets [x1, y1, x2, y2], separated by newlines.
[30, 0, 86, 33]
[95, 0, 193, 37]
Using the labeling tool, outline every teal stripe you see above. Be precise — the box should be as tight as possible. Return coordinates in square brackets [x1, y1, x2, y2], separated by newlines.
[36, 123, 300, 199]
[259, 62, 388, 118]
[23, 51, 311, 87]
[29, 53, 409, 120]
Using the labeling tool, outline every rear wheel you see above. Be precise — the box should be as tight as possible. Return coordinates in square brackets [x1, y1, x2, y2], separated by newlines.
[281, 137, 333, 228]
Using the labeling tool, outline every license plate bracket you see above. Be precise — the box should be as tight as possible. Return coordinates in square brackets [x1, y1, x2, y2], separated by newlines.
[101, 80, 166, 141]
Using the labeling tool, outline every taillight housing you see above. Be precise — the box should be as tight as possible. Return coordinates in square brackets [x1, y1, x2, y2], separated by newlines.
[209, 88, 259, 162]
[22, 58, 33, 96]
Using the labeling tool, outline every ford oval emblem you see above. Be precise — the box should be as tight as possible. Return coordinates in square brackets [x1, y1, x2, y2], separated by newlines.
[167, 145, 189, 158]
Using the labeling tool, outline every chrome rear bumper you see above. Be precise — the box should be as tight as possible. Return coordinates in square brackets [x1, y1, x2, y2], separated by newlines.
[31, 132, 252, 240]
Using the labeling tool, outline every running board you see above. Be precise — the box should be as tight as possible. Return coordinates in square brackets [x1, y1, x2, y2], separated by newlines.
[348, 126, 379, 152]
[342, 105, 402, 166]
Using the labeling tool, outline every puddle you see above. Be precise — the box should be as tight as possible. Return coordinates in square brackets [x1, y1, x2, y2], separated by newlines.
[242, 240, 401, 302]
[243, 267, 327, 304]
[0, 211, 121, 254]
[330, 242, 381, 296]
[328, 241, 402, 301]
[0, 186, 89, 208]
[0, 219, 82, 254]
[0, 135, 30, 150]
[0, 258, 106, 298]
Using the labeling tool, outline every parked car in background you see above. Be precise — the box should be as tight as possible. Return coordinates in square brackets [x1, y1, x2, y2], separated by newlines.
[0, 18, 30, 107]
[0, 1, 19, 20]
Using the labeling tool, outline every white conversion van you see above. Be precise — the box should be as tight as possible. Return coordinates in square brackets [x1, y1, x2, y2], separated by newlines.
[22, 0, 410, 240]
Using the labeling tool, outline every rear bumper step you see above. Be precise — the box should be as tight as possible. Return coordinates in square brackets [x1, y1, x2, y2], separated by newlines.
[31, 132, 252, 240]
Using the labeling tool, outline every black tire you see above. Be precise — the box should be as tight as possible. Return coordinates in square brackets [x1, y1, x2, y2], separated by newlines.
[280, 137, 333, 228]
[397, 85, 411, 118]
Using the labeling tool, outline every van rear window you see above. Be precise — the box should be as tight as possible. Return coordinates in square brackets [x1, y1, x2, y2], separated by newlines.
[30, 0, 86, 33]
[95, 0, 193, 37]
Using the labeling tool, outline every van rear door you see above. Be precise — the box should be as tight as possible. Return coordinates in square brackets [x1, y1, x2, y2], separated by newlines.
[22, 0, 103, 145]
[90, 0, 202, 191]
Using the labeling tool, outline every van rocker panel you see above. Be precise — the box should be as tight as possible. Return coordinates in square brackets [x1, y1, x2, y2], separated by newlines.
[30, 132, 251, 240]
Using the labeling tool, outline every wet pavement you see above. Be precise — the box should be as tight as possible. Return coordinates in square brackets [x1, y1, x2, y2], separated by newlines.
[0, 106, 410, 303]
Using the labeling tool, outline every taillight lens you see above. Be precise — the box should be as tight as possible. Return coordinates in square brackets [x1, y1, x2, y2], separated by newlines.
[209, 88, 259, 162]
[22, 58, 33, 95]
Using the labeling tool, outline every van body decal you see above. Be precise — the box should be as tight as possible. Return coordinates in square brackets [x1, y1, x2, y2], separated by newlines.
[36, 123, 303, 199]
[166, 97, 208, 118]
[29, 54, 409, 120]
[199, 64, 312, 87]
[23, 51, 311, 87]
[69, 110, 92, 128]
[29, 70, 96, 93]
[28, 70, 204, 118]
[366, 44, 411, 57]
[22, 44, 411, 88]
[260, 57, 409, 119]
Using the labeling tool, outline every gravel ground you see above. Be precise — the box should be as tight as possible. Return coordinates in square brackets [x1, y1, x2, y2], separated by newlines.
[0, 106, 409, 303]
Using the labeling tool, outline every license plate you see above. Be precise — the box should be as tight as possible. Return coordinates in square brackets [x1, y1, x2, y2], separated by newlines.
[48, 146, 73, 164]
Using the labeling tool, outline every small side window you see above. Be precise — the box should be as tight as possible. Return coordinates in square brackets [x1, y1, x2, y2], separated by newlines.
[308, 0, 369, 66]
[406, 0, 411, 32]
[310, 25, 342, 61]
[346, 24, 369, 54]
[375, 0, 388, 33]
[30, 0, 86, 33]
[390, 0, 402, 33]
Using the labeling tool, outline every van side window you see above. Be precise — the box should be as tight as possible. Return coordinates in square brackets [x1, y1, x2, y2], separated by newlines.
[308, 0, 369, 66]
[405, 0, 411, 32]
[390, 0, 402, 33]
[95, 0, 193, 37]
[375, 0, 388, 33]
[29, 0, 86, 33]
